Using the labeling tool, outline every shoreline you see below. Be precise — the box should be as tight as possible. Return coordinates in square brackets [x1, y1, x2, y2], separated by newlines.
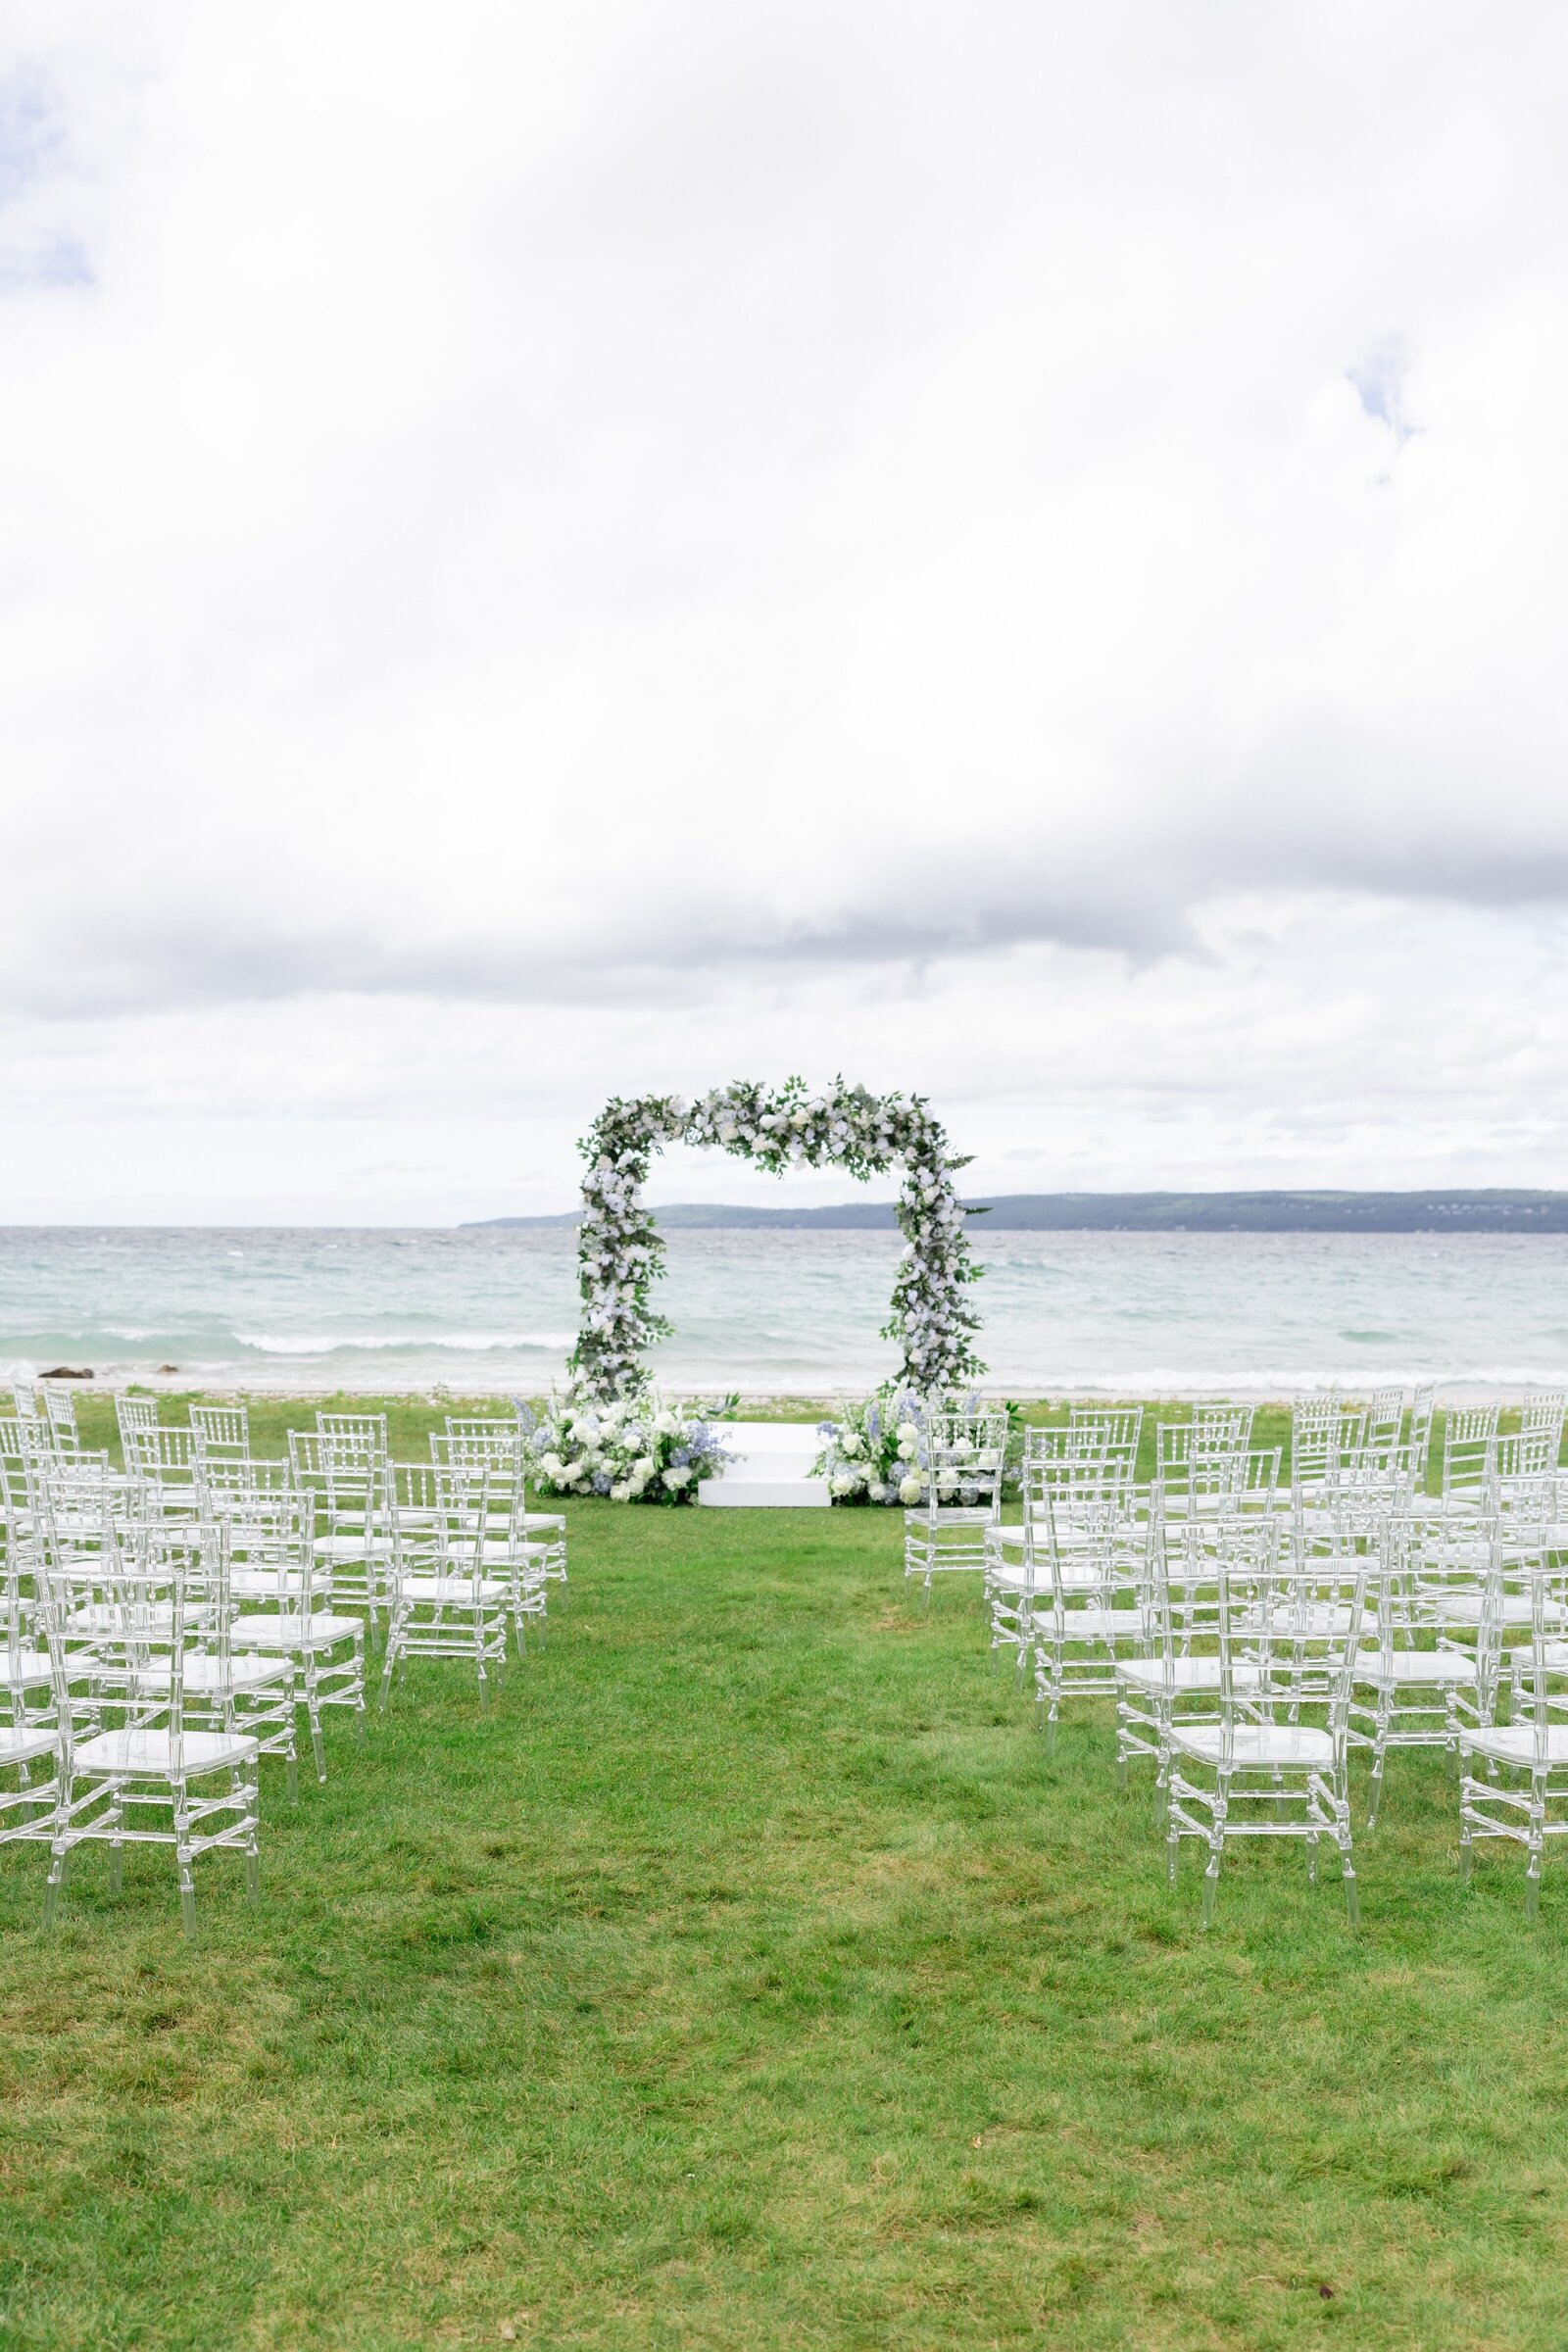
[24, 1377, 1558, 1409]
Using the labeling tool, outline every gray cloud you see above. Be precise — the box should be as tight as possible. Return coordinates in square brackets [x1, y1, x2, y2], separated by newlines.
[6, 2, 1568, 1210]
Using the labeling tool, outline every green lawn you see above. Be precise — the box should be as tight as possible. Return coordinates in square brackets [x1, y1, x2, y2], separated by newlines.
[3, 1408, 1564, 2347]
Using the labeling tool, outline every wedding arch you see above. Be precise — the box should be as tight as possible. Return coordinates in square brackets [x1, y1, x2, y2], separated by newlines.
[567, 1078, 986, 1402]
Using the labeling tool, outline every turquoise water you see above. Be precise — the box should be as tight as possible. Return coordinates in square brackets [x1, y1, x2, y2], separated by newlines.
[2, 1225, 1567, 1395]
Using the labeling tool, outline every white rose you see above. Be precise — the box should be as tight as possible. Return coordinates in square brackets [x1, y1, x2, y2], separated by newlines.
[899, 1474, 924, 1504]
[663, 1465, 691, 1488]
[653, 1410, 678, 1437]
[868, 1482, 889, 1501]
[610, 1483, 630, 1501]
[634, 1455, 656, 1481]
[719, 1123, 738, 1143]
[831, 1472, 856, 1495]
[896, 1422, 919, 1447]
[841, 1433, 862, 1459]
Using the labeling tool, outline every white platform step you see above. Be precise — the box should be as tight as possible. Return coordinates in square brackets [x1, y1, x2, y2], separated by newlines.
[698, 1421, 831, 1508]
[700, 1478, 830, 1508]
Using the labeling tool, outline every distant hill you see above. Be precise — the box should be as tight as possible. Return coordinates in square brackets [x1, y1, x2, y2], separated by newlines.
[464, 1189, 1568, 1234]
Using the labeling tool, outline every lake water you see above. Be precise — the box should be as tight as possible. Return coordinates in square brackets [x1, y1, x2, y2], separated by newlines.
[2, 1225, 1567, 1396]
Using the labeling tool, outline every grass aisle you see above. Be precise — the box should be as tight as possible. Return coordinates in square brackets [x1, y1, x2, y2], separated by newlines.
[2, 1500, 1566, 2348]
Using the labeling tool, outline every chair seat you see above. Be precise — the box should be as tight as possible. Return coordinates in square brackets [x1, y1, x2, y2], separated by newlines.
[1353, 1649, 1482, 1686]
[1170, 1724, 1335, 1767]
[72, 1729, 259, 1777]
[906, 1506, 995, 1527]
[1246, 1608, 1378, 1639]
[1442, 1594, 1566, 1627]
[1118, 1658, 1264, 1691]
[1029, 1607, 1141, 1642]
[0, 1724, 60, 1767]
[1463, 1725, 1568, 1766]
[314, 1534, 391, 1559]
[231, 1570, 312, 1597]
[0, 1647, 54, 1687]
[229, 1611, 364, 1650]
[397, 1576, 510, 1603]
[522, 1513, 564, 1534]
[990, 1560, 1107, 1592]
[114, 1655, 292, 1694]
[993, 1523, 1102, 1551]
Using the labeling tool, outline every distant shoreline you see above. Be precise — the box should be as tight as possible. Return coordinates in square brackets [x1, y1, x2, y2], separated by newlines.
[465, 1188, 1568, 1236]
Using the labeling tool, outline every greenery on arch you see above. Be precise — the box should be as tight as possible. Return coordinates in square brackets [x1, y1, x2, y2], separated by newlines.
[567, 1077, 986, 1402]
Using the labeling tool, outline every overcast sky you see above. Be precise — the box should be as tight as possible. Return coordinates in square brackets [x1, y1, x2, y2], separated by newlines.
[3, 3, 1566, 1222]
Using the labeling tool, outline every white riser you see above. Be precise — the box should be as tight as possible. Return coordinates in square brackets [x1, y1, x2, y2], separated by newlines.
[722, 1449, 821, 1483]
[699, 1478, 830, 1508]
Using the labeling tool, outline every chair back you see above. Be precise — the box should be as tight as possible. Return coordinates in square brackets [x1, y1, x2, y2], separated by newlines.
[1508, 1546, 1568, 1772]
[920, 1409, 1008, 1520]
[116, 1395, 160, 1452]
[190, 1401, 252, 1463]
[1442, 1403, 1501, 1510]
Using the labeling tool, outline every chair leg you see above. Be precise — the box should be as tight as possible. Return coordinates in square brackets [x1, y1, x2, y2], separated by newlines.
[1201, 1777, 1230, 1929]
[43, 1834, 71, 1931]
[174, 1781, 197, 1939]
[1526, 1772, 1546, 1920]
[1366, 1749, 1386, 1832]
[108, 1787, 124, 1896]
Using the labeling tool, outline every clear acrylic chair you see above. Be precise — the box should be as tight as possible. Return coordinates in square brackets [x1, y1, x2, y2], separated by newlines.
[435, 1423, 566, 1612]
[1460, 1545, 1568, 1916]
[40, 1515, 261, 1936]
[986, 1432, 1138, 1677]
[380, 1465, 510, 1707]
[0, 1517, 62, 1848]
[1165, 1538, 1368, 1927]
[1289, 1396, 1367, 1527]
[220, 1483, 364, 1781]
[1348, 1513, 1494, 1828]
[1116, 1516, 1275, 1792]
[1020, 1469, 1147, 1747]
[290, 1428, 391, 1634]
[903, 1408, 1008, 1591]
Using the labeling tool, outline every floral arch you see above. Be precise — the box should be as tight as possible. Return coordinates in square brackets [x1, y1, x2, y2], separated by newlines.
[568, 1078, 986, 1402]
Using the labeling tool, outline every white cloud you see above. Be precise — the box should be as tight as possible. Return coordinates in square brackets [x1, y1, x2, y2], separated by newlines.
[2, 2, 1566, 1216]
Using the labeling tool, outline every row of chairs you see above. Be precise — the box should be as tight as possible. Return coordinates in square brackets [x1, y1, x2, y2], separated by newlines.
[0, 1391, 566, 1933]
[899, 1391, 1568, 1922]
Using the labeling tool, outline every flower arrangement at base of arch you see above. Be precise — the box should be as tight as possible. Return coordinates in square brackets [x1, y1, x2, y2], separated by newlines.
[568, 1077, 985, 1404]
[811, 1388, 1017, 1505]
[524, 1384, 735, 1505]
